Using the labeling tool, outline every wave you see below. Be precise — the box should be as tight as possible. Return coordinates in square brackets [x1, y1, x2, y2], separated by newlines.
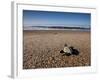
[23, 26, 90, 31]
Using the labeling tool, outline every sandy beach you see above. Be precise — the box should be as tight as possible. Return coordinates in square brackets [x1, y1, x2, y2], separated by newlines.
[23, 30, 91, 69]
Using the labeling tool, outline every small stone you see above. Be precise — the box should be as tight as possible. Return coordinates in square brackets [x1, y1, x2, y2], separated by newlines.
[49, 57, 52, 60]
[48, 61, 50, 64]
[52, 60, 55, 64]
[85, 63, 89, 66]
[32, 66, 35, 68]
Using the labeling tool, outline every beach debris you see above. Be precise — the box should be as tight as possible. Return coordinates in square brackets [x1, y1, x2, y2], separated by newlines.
[60, 44, 71, 56]
[69, 46, 79, 55]
[60, 44, 79, 56]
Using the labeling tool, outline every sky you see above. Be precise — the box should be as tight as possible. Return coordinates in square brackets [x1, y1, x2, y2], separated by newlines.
[23, 10, 91, 28]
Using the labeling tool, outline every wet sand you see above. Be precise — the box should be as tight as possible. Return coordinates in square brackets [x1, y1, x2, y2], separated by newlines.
[23, 30, 91, 69]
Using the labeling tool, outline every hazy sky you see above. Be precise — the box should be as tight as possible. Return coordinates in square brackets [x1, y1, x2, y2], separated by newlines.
[23, 10, 91, 28]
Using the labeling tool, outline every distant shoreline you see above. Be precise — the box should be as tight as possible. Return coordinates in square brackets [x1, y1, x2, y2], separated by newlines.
[23, 29, 90, 32]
